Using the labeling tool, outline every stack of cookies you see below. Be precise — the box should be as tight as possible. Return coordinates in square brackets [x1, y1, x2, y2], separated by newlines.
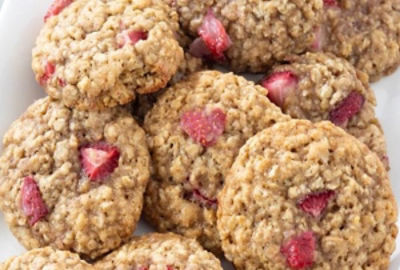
[0, 0, 398, 269]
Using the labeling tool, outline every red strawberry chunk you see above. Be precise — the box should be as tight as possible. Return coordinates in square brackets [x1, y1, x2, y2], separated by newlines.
[166, 266, 174, 270]
[180, 108, 226, 147]
[21, 176, 49, 226]
[260, 71, 299, 107]
[79, 142, 120, 181]
[324, 0, 338, 7]
[198, 9, 232, 61]
[189, 189, 218, 209]
[329, 91, 365, 127]
[39, 61, 56, 86]
[189, 37, 212, 59]
[44, 0, 72, 22]
[281, 231, 316, 269]
[298, 190, 335, 218]
[138, 267, 148, 270]
[117, 30, 148, 48]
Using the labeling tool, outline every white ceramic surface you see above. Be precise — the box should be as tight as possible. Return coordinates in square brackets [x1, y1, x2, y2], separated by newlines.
[0, 1, 398, 269]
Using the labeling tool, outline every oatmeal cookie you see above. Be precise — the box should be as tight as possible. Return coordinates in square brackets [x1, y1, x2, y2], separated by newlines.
[260, 52, 389, 169]
[32, 0, 184, 110]
[0, 97, 150, 259]
[0, 247, 93, 270]
[319, 0, 400, 81]
[218, 120, 397, 270]
[173, 0, 323, 72]
[143, 70, 290, 253]
[94, 233, 223, 270]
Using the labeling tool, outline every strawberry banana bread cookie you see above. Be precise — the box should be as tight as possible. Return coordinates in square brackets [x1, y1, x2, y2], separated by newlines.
[143, 71, 290, 253]
[218, 120, 398, 270]
[32, 0, 184, 110]
[95, 233, 223, 270]
[260, 52, 389, 169]
[0, 97, 150, 259]
[0, 247, 93, 270]
[319, 0, 400, 81]
[174, 0, 323, 72]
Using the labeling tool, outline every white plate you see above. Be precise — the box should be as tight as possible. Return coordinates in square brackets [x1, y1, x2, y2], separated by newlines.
[0, 1, 398, 268]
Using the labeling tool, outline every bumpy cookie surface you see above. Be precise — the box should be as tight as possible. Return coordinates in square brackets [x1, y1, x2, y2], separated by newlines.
[143, 71, 289, 253]
[94, 233, 223, 270]
[0, 97, 150, 259]
[218, 120, 397, 269]
[32, 0, 183, 110]
[261, 52, 389, 169]
[321, 0, 400, 81]
[0, 247, 93, 270]
[174, 0, 323, 72]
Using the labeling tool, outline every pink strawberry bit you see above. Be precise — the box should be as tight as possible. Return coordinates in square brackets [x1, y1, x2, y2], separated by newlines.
[79, 142, 120, 181]
[21, 176, 49, 226]
[297, 190, 335, 218]
[137, 267, 148, 270]
[189, 37, 212, 59]
[117, 30, 148, 48]
[311, 25, 326, 51]
[166, 266, 174, 270]
[281, 231, 316, 269]
[260, 71, 299, 107]
[323, 0, 338, 7]
[197, 9, 232, 61]
[39, 61, 56, 86]
[44, 0, 73, 22]
[189, 189, 218, 209]
[329, 91, 365, 127]
[180, 108, 226, 147]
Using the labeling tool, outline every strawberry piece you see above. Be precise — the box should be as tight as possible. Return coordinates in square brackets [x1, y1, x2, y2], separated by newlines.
[329, 91, 365, 127]
[189, 37, 212, 59]
[311, 25, 326, 51]
[166, 266, 174, 270]
[198, 9, 232, 61]
[180, 108, 226, 147]
[187, 189, 218, 209]
[21, 176, 49, 226]
[280, 231, 316, 269]
[79, 142, 120, 181]
[298, 190, 335, 218]
[324, 0, 338, 7]
[39, 61, 56, 86]
[138, 267, 148, 270]
[260, 71, 299, 107]
[44, 0, 73, 22]
[117, 30, 148, 48]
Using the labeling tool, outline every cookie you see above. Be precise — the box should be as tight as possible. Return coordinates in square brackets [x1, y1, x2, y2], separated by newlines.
[0, 97, 150, 259]
[260, 52, 389, 169]
[173, 0, 323, 72]
[0, 247, 93, 270]
[32, 0, 184, 110]
[94, 233, 223, 270]
[318, 0, 400, 81]
[218, 120, 397, 269]
[143, 70, 290, 253]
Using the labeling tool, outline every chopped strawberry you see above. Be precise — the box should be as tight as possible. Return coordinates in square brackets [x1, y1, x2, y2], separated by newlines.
[39, 61, 56, 86]
[117, 30, 148, 48]
[21, 176, 49, 226]
[79, 142, 120, 181]
[324, 0, 338, 7]
[197, 9, 231, 61]
[189, 37, 212, 59]
[166, 266, 174, 270]
[260, 71, 299, 107]
[138, 267, 148, 270]
[186, 189, 218, 209]
[280, 231, 316, 269]
[329, 91, 365, 127]
[180, 108, 226, 147]
[297, 190, 335, 218]
[58, 78, 66, 87]
[311, 25, 326, 51]
[44, 0, 73, 22]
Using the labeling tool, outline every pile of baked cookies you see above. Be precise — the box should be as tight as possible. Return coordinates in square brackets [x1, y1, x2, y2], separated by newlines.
[0, 0, 399, 269]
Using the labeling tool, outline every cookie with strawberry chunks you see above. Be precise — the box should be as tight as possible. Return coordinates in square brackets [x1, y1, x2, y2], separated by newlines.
[173, 0, 323, 72]
[218, 120, 397, 270]
[0, 247, 93, 270]
[32, 0, 183, 110]
[260, 52, 389, 169]
[316, 0, 400, 81]
[95, 233, 223, 270]
[143, 71, 290, 253]
[0, 97, 150, 259]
